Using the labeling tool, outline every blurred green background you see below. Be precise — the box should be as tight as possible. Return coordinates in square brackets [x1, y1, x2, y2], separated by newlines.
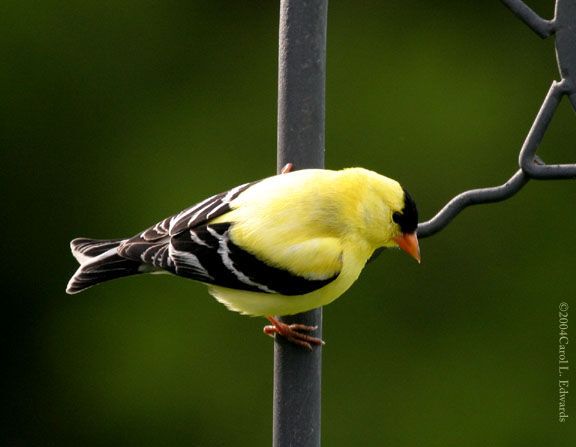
[3, 0, 575, 445]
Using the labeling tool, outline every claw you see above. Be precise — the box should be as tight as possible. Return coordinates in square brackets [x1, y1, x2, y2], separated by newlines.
[264, 316, 325, 350]
[280, 163, 293, 174]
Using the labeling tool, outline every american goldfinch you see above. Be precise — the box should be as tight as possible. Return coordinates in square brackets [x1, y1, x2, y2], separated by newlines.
[66, 167, 419, 349]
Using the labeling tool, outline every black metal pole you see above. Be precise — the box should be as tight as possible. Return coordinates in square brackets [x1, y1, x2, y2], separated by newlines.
[274, 1, 328, 446]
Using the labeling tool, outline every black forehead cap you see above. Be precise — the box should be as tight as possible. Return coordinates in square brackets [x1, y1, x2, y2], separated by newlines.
[397, 187, 418, 233]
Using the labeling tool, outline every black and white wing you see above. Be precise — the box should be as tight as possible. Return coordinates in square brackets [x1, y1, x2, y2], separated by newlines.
[117, 181, 255, 277]
[135, 181, 258, 242]
[118, 181, 339, 295]
[169, 222, 338, 295]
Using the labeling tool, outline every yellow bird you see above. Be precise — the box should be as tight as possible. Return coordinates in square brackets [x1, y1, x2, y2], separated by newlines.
[66, 166, 420, 349]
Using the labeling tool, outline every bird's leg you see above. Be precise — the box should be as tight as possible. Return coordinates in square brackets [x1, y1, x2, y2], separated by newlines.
[280, 163, 293, 174]
[263, 316, 325, 350]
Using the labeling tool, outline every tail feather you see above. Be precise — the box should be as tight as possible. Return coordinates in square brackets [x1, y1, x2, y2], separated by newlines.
[66, 238, 142, 294]
[70, 238, 126, 263]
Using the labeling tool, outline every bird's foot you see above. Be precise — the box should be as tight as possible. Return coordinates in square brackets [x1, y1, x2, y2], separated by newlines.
[280, 163, 293, 174]
[264, 316, 325, 350]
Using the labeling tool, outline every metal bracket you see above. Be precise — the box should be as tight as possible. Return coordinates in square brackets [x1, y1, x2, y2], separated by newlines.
[418, 0, 576, 238]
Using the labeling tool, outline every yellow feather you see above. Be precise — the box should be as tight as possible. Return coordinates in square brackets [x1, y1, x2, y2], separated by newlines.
[208, 167, 407, 317]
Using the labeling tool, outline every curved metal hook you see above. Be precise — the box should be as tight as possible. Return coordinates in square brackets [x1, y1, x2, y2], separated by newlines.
[418, 170, 529, 238]
[419, 0, 576, 239]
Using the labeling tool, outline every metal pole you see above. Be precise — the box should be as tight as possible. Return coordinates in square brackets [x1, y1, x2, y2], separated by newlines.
[274, 1, 328, 446]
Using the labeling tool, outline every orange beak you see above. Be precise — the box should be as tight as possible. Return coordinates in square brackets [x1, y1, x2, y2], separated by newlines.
[394, 232, 421, 263]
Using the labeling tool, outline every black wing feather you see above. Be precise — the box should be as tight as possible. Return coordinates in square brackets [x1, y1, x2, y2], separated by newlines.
[117, 180, 339, 295]
[138, 181, 256, 241]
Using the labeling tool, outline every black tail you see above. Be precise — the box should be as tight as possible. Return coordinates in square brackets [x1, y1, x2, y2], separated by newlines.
[66, 238, 142, 294]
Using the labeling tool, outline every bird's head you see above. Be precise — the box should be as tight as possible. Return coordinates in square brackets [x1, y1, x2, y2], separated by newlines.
[351, 169, 420, 263]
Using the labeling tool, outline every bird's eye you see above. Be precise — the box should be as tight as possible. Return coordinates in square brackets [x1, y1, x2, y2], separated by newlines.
[392, 212, 402, 224]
